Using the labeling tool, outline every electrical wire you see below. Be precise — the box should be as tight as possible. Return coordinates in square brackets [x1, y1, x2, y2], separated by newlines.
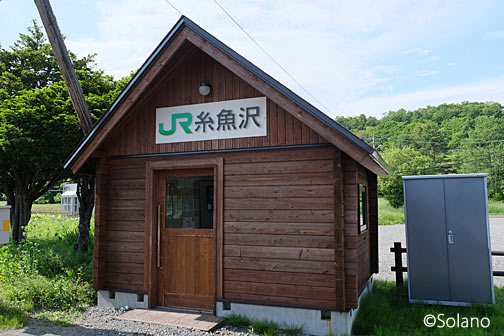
[210, 0, 332, 114]
[162, 0, 183, 16]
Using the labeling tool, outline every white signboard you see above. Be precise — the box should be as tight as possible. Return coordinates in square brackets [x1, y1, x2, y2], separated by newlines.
[156, 97, 267, 144]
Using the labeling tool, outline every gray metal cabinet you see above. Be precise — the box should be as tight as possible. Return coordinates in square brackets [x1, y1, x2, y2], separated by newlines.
[403, 174, 494, 305]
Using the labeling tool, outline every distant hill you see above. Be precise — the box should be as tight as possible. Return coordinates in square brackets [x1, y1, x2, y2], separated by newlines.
[335, 102, 504, 205]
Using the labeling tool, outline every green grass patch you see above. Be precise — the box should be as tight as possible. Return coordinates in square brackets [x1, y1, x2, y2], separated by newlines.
[0, 300, 27, 330]
[378, 197, 405, 225]
[226, 315, 295, 336]
[31, 203, 62, 213]
[488, 199, 504, 215]
[226, 313, 251, 327]
[352, 280, 504, 335]
[283, 324, 304, 335]
[250, 319, 279, 336]
[0, 214, 95, 330]
[378, 197, 504, 225]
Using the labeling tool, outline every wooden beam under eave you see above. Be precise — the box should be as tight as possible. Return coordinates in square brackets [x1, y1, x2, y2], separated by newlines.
[69, 30, 189, 174]
[184, 29, 386, 177]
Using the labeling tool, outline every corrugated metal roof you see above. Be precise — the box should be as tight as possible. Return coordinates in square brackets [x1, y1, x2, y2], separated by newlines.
[65, 16, 382, 170]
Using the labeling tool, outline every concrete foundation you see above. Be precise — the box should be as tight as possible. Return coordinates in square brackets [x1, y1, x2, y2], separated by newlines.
[216, 276, 374, 336]
[97, 290, 148, 310]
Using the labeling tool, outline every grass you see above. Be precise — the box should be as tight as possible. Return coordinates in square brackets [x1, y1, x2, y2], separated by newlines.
[352, 280, 504, 335]
[378, 197, 504, 225]
[226, 313, 251, 327]
[488, 199, 504, 215]
[0, 202, 61, 213]
[378, 197, 405, 225]
[283, 324, 304, 335]
[0, 214, 95, 330]
[226, 314, 300, 336]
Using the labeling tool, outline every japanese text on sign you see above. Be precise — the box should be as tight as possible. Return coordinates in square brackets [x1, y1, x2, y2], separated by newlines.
[156, 97, 267, 144]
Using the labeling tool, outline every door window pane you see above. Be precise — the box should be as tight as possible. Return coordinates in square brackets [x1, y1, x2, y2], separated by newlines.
[165, 176, 214, 229]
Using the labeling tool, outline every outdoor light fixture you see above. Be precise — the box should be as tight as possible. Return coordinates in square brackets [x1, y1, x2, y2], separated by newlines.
[199, 81, 212, 96]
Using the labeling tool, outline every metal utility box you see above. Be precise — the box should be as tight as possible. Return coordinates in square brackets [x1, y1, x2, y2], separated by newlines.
[403, 174, 494, 305]
[0, 205, 11, 244]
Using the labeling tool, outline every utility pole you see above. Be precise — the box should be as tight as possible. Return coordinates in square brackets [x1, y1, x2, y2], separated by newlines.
[35, 0, 95, 253]
[34, 0, 92, 135]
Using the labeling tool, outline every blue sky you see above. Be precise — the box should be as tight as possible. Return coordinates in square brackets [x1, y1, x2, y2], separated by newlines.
[1, 0, 504, 118]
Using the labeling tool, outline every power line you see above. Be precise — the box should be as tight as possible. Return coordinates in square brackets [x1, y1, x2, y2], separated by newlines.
[394, 155, 500, 175]
[365, 135, 504, 145]
[162, 0, 183, 16]
[210, 0, 332, 114]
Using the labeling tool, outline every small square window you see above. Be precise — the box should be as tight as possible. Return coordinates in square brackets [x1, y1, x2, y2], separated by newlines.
[358, 184, 368, 234]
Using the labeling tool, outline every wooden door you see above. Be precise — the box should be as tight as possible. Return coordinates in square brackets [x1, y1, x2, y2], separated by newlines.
[156, 169, 215, 311]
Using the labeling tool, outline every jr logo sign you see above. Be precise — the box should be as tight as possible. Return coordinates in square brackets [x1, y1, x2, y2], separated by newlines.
[159, 113, 193, 136]
[155, 97, 267, 144]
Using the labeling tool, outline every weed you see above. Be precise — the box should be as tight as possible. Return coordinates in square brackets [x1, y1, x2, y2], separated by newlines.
[251, 319, 279, 335]
[226, 313, 251, 327]
[352, 280, 504, 335]
[283, 324, 304, 336]
[0, 214, 95, 330]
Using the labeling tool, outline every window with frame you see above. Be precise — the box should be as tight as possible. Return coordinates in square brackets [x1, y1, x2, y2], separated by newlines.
[358, 184, 368, 234]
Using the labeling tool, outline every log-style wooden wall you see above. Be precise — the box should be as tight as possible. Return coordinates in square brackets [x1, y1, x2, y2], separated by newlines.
[93, 45, 379, 311]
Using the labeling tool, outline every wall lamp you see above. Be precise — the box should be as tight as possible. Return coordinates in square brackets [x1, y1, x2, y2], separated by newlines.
[199, 81, 212, 96]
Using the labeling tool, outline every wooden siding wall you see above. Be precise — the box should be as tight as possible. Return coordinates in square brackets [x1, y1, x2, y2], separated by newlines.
[367, 171, 379, 274]
[93, 159, 108, 290]
[104, 49, 326, 157]
[222, 147, 337, 308]
[342, 154, 358, 308]
[357, 165, 371, 293]
[342, 154, 372, 308]
[97, 147, 344, 306]
[104, 159, 146, 292]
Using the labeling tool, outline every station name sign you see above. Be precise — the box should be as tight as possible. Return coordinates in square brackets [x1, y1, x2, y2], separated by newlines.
[156, 97, 267, 144]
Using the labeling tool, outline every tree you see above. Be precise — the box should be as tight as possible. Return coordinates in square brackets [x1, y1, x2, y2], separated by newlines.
[0, 22, 116, 241]
[379, 147, 434, 208]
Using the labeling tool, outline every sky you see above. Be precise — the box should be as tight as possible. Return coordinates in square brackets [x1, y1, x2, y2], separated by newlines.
[1, 0, 504, 118]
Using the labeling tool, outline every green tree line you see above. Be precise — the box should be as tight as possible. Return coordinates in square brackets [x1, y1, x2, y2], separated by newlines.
[336, 102, 504, 207]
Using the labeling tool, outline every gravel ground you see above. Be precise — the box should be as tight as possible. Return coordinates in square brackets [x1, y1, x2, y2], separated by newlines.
[0, 307, 249, 336]
[375, 217, 504, 287]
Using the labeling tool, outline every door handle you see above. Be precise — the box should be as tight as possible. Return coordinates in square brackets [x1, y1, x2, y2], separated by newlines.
[157, 204, 161, 268]
[448, 230, 454, 245]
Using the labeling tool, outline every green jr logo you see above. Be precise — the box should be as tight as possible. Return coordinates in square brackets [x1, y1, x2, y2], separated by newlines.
[159, 113, 193, 136]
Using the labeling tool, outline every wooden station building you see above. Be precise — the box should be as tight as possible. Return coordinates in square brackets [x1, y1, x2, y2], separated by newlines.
[65, 16, 388, 335]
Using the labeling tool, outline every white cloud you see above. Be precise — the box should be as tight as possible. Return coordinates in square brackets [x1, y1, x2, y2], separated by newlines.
[62, 0, 502, 117]
[336, 76, 504, 117]
[401, 48, 432, 56]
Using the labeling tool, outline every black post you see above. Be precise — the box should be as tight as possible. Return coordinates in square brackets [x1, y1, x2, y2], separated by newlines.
[390, 242, 407, 286]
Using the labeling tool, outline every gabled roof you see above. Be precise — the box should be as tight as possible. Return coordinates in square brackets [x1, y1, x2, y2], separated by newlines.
[65, 16, 388, 177]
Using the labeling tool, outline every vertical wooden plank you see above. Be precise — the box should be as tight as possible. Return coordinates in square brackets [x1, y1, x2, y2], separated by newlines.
[285, 111, 294, 145]
[333, 149, 346, 311]
[293, 116, 302, 144]
[367, 170, 379, 274]
[215, 157, 224, 301]
[301, 123, 310, 144]
[144, 161, 155, 306]
[223, 62, 234, 149]
[270, 103, 278, 146]
[93, 158, 108, 290]
[342, 153, 358, 309]
[231, 72, 240, 149]
[277, 106, 286, 146]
